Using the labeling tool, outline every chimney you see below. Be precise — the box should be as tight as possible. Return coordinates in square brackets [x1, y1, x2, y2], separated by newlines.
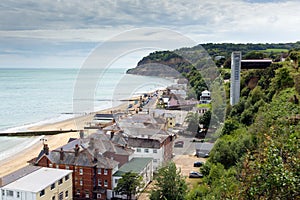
[59, 148, 64, 161]
[94, 148, 99, 162]
[74, 144, 80, 157]
[43, 144, 49, 155]
[79, 130, 84, 139]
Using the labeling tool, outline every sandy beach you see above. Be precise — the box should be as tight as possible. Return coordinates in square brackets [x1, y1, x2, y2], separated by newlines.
[0, 103, 128, 177]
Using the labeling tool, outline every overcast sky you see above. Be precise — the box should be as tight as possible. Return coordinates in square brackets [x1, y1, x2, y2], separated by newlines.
[0, 0, 299, 68]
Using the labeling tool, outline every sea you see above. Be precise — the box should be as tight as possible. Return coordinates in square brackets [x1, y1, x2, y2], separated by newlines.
[0, 67, 174, 161]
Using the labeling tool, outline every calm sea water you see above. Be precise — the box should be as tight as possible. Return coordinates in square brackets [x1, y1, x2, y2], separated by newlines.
[0, 68, 174, 161]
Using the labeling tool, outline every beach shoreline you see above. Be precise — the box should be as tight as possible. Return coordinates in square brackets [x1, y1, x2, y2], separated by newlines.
[0, 102, 128, 177]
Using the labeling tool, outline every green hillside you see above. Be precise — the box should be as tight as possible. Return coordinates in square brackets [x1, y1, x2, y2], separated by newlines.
[130, 42, 300, 199]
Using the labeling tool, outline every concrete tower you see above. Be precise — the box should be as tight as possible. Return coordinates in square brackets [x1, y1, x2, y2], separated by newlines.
[230, 51, 241, 105]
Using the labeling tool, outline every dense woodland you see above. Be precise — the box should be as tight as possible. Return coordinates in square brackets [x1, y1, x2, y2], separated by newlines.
[127, 42, 300, 199]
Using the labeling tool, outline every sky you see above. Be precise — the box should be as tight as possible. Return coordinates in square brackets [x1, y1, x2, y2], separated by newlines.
[0, 0, 300, 68]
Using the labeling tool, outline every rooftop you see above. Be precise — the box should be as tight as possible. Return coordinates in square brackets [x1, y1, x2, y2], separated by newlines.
[0, 165, 41, 187]
[2, 167, 72, 193]
[113, 157, 152, 177]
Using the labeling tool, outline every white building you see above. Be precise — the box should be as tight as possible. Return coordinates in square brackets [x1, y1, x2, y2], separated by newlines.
[112, 158, 153, 199]
[123, 127, 174, 171]
[230, 51, 241, 105]
[199, 90, 211, 104]
[0, 167, 72, 200]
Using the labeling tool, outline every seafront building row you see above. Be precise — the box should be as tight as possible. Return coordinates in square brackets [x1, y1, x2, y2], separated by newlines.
[0, 87, 212, 200]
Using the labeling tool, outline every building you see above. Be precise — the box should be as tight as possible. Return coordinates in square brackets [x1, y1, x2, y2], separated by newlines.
[230, 51, 241, 105]
[0, 167, 72, 200]
[112, 158, 153, 199]
[34, 131, 135, 200]
[199, 90, 211, 104]
[241, 59, 272, 69]
[162, 113, 176, 128]
[122, 127, 175, 170]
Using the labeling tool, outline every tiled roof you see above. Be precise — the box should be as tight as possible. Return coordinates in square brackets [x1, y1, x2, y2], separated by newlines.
[113, 158, 152, 177]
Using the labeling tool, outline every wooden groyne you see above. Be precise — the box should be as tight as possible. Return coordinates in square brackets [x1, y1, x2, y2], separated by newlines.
[0, 130, 78, 137]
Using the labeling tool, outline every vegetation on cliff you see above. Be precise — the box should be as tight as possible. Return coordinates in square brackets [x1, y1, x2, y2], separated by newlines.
[130, 42, 300, 199]
[187, 51, 300, 200]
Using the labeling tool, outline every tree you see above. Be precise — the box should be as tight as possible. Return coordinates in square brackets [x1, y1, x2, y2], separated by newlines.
[199, 110, 211, 129]
[114, 172, 144, 200]
[150, 162, 187, 200]
[185, 112, 200, 133]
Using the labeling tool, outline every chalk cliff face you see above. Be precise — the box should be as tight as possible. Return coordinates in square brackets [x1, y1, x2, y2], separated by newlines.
[126, 51, 189, 77]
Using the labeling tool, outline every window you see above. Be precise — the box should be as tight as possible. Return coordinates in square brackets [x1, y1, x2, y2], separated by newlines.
[59, 192, 63, 200]
[97, 168, 101, 174]
[52, 196, 55, 200]
[7, 190, 13, 196]
[144, 148, 149, 153]
[80, 179, 83, 186]
[76, 190, 80, 195]
[51, 183, 55, 190]
[40, 190, 45, 197]
[58, 178, 63, 185]
[49, 163, 53, 168]
[79, 168, 83, 175]
[65, 190, 69, 198]
[65, 165, 69, 170]
[153, 159, 158, 163]
[115, 179, 118, 184]
[104, 180, 108, 187]
[2, 190, 5, 196]
[65, 174, 69, 181]
[136, 148, 141, 152]
[153, 149, 157, 153]
[17, 192, 20, 198]
[98, 179, 102, 186]
[97, 194, 102, 198]
[104, 169, 108, 175]
[85, 191, 89, 198]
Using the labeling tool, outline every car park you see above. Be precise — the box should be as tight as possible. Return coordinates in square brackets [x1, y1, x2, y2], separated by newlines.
[189, 171, 203, 178]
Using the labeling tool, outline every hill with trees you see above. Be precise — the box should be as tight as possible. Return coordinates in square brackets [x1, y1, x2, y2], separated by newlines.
[128, 42, 300, 199]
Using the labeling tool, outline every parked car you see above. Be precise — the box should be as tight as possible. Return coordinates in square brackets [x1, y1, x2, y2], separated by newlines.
[196, 151, 209, 158]
[193, 161, 204, 167]
[174, 141, 184, 148]
[189, 171, 203, 178]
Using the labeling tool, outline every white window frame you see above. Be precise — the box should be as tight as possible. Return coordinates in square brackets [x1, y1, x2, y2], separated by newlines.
[104, 169, 108, 175]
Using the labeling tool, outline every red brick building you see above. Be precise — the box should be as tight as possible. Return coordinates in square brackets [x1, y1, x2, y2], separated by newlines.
[35, 132, 133, 200]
